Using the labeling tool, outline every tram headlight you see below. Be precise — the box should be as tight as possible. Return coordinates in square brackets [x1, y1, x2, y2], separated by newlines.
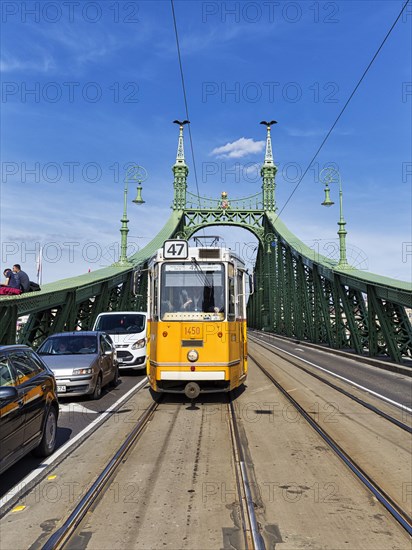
[187, 349, 199, 362]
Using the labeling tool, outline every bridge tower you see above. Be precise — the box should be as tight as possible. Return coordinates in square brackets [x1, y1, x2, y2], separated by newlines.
[172, 120, 189, 210]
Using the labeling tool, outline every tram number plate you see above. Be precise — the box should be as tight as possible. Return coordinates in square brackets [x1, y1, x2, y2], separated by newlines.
[163, 239, 188, 259]
[57, 385, 67, 392]
[182, 326, 202, 339]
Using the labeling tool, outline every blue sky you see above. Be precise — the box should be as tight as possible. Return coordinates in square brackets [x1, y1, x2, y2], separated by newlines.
[1, 0, 411, 283]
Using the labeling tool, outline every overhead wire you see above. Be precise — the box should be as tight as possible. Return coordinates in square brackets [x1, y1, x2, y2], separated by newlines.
[170, 0, 201, 201]
[276, 0, 410, 220]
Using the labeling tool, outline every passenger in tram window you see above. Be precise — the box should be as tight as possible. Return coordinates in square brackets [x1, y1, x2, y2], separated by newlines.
[180, 288, 193, 310]
[161, 288, 176, 312]
[162, 298, 174, 312]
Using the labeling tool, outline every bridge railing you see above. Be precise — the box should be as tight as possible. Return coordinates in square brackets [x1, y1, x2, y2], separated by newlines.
[247, 212, 412, 364]
[186, 191, 263, 211]
[0, 211, 184, 346]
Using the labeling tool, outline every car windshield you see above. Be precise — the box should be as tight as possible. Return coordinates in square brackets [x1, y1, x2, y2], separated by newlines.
[94, 314, 146, 334]
[38, 335, 98, 355]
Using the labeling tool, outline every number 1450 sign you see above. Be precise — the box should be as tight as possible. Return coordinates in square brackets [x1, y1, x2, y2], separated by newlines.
[163, 240, 188, 259]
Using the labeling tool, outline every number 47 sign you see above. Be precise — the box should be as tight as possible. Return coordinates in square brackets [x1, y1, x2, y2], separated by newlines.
[163, 240, 189, 259]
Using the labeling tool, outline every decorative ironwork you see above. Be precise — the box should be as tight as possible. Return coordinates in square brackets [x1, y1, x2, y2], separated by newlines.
[185, 191, 263, 211]
[1, 122, 410, 365]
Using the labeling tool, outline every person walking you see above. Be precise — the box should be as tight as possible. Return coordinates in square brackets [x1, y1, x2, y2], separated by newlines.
[12, 264, 30, 292]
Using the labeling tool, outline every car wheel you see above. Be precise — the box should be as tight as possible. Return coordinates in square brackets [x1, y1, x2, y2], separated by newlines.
[33, 406, 57, 457]
[90, 374, 102, 400]
[110, 366, 119, 387]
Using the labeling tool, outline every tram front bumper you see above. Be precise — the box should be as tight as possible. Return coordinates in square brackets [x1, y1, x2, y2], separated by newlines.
[151, 367, 231, 394]
[160, 371, 225, 381]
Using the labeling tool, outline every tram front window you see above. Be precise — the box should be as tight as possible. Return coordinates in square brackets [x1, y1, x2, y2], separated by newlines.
[160, 263, 224, 320]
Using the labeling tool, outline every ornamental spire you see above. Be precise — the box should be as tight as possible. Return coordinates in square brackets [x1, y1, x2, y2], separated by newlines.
[172, 120, 190, 210]
[173, 119, 190, 166]
[260, 120, 278, 212]
[260, 120, 277, 166]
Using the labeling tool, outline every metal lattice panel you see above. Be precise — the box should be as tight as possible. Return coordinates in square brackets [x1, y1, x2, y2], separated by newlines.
[1, 125, 411, 363]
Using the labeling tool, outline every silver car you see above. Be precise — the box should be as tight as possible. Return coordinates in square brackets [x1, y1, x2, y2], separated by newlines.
[37, 331, 119, 399]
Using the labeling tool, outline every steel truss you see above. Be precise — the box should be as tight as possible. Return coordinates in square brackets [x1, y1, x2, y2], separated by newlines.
[1, 128, 410, 364]
[247, 213, 412, 363]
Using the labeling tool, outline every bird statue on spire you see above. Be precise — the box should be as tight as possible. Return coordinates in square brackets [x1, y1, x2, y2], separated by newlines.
[173, 120, 190, 166]
[260, 120, 277, 166]
[173, 119, 190, 127]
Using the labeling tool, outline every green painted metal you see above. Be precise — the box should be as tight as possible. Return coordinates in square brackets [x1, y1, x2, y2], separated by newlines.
[0, 123, 411, 364]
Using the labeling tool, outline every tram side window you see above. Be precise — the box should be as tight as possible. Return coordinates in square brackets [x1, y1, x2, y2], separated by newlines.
[213, 285, 224, 313]
[153, 276, 159, 320]
[237, 273, 245, 318]
[228, 277, 235, 321]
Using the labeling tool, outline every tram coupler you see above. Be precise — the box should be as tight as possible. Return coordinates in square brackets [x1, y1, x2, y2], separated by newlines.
[184, 382, 200, 399]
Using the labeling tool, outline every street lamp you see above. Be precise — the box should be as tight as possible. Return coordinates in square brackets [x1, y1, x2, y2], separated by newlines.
[320, 167, 349, 269]
[118, 164, 147, 266]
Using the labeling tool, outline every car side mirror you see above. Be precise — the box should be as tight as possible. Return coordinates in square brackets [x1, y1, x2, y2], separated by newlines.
[104, 350, 113, 356]
[0, 386, 18, 401]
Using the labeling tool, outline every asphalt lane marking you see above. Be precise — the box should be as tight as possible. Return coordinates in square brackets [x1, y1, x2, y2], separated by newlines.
[59, 403, 99, 415]
[0, 377, 148, 511]
[251, 337, 412, 414]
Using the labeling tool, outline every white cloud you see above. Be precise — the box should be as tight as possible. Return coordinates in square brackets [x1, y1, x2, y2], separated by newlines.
[0, 54, 55, 73]
[211, 138, 265, 159]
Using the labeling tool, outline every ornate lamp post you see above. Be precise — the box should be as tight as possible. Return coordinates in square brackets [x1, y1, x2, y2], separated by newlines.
[320, 167, 349, 269]
[118, 164, 147, 266]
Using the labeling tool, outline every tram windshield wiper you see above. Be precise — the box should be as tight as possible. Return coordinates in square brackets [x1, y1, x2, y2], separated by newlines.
[191, 257, 213, 289]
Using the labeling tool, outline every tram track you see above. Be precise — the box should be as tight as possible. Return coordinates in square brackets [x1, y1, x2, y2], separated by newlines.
[4, 328, 409, 549]
[37, 394, 265, 550]
[42, 399, 159, 550]
[249, 332, 411, 432]
[226, 398, 265, 550]
[248, 348, 412, 536]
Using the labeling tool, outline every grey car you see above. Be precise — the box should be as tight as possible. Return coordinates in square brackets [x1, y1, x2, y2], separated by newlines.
[37, 331, 119, 399]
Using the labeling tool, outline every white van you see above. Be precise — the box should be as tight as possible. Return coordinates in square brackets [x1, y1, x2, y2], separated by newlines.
[93, 312, 147, 371]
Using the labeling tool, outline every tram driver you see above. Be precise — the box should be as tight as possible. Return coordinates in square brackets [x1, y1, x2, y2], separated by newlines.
[180, 288, 203, 311]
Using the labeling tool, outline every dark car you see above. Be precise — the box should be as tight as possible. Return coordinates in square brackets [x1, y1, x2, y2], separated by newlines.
[0, 345, 59, 475]
[37, 331, 119, 399]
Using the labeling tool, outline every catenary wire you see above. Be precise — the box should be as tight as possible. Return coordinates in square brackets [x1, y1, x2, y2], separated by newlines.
[170, 0, 202, 204]
[276, 0, 410, 220]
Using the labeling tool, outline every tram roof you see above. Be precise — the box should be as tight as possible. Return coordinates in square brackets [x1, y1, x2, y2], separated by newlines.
[153, 246, 245, 267]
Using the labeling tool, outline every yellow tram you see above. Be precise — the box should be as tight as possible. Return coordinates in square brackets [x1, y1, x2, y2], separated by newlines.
[147, 240, 248, 399]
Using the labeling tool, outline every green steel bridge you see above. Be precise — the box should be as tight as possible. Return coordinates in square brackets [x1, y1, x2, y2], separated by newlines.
[1, 124, 411, 364]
